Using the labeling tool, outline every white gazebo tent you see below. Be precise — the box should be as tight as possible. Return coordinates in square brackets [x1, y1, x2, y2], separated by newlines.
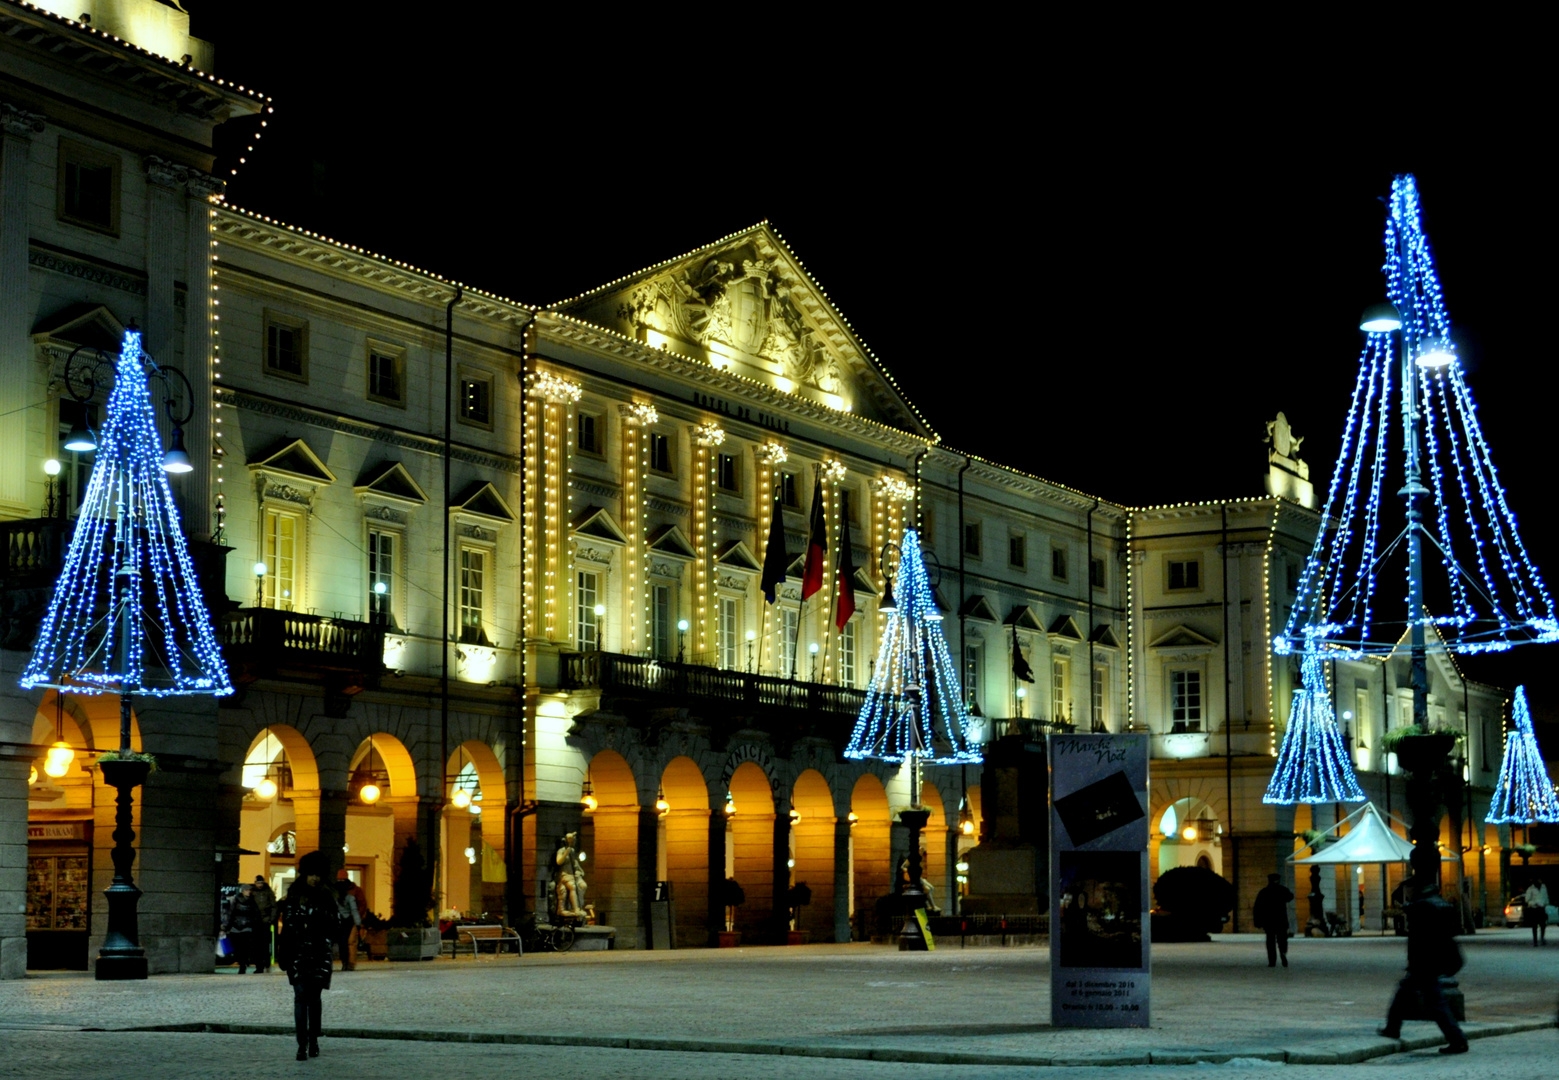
[1289, 803, 1452, 934]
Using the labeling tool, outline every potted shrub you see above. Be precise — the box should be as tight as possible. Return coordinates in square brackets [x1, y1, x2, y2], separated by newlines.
[1150, 865, 1234, 942]
[359, 909, 390, 961]
[718, 877, 745, 947]
[386, 840, 441, 960]
[786, 882, 812, 945]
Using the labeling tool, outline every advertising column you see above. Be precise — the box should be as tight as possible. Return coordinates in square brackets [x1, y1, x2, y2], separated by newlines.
[1049, 733, 1149, 1027]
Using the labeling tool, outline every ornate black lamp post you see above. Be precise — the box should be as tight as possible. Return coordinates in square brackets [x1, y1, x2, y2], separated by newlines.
[22, 325, 230, 980]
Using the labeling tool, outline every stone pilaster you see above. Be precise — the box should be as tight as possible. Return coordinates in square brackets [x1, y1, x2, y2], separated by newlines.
[832, 817, 852, 943]
[0, 104, 45, 514]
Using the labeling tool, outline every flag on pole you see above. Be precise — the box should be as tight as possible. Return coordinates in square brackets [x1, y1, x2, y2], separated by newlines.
[801, 473, 826, 600]
[760, 487, 788, 604]
[836, 493, 856, 630]
[1011, 624, 1034, 683]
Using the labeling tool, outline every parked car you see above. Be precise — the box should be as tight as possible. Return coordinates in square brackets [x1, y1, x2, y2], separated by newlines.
[1504, 896, 1525, 928]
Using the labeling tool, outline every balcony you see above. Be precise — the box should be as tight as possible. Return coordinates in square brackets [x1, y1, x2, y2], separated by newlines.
[0, 518, 74, 650]
[561, 651, 868, 751]
[220, 607, 384, 710]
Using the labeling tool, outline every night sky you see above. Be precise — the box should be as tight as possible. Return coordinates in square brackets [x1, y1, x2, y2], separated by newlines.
[184, 9, 1556, 719]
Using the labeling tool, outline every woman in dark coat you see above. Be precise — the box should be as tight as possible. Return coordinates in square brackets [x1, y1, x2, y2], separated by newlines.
[222, 882, 263, 974]
[277, 851, 336, 1060]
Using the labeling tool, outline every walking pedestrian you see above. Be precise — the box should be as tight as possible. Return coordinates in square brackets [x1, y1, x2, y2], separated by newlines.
[1523, 878, 1549, 947]
[277, 851, 336, 1061]
[1377, 867, 1468, 1055]
[333, 873, 362, 970]
[251, 875, 277, 973]
[1253, 873, 1294, 968]
[222, 882, 263, 974]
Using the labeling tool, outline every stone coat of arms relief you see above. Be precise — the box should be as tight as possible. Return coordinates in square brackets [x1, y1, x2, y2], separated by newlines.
[619, 242, 842, 395]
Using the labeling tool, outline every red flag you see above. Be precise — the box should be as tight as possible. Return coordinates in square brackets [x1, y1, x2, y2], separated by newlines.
[801, 475, 826, 600]
[836, 493, 856, 630]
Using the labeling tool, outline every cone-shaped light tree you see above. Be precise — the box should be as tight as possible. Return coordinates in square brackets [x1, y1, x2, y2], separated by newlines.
[21, 325, 230, 980]
[1486, 686, 1559, 825]
[1264, 654, 1365, 805]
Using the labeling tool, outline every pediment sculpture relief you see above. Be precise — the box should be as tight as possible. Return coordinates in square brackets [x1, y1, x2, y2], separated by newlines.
[620, 243, 842, 394]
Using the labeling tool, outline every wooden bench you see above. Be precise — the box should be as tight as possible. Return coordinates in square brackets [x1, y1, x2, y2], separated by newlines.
[448, 923, 521, 958]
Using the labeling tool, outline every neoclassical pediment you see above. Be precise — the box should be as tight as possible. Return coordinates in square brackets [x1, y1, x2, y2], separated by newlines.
[1004, 606, 1044, 631]
[646, 524, 695, 559]
[1150, 625, 1216, 650]
[354, 461, 427, 507]
[248, 438, 336, 486]
[553, 223, 932, 436]
[715, 539, 763, 572]
[573, 506, 627, 545]
[451, 481, 515, 524]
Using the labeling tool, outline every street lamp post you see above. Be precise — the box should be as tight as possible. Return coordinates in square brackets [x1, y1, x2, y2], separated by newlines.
[43, 458, 61, 518]
[677, 618, 688, 664]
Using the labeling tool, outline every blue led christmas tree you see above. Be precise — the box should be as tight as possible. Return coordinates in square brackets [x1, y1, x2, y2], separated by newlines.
[1486, 686, 1559, 825]
[1263, 654, 1365, 805]
[21, 327, 230, 698]
[845, 529, 981, 766]
[1276, 174, 1557, 661]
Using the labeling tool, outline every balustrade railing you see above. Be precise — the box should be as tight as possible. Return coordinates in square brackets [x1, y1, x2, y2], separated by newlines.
[220, 607, 383, 670]
[560, 650, 867, 717]
[0, 517, 74, 578]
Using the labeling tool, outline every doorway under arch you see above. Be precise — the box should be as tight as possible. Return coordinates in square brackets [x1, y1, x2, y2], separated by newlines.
[790, 769, 836, 940]
[850, 774, 891, 939]
[657, 756, 709, 946]
[727, 760, 775, 940]
[582, 749, 639, 931]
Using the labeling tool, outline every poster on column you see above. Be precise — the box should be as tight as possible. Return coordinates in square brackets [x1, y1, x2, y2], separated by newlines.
[1048, 733, 1149, 1028]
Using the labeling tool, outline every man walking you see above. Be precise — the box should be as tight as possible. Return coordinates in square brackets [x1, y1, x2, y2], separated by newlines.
[1253, 872, 1294, 968]
[1377, 863, 1468, 1055]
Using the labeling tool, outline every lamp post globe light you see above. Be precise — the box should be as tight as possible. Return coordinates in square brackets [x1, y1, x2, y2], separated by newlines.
[19, 325, 231, 980]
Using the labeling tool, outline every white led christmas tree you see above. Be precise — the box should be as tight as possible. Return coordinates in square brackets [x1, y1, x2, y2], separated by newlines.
[1486, 686, 1559, 825]
[21, 327, 231, 698]
[845, 529, 980, 765]
[1263, 654, 1365, 805]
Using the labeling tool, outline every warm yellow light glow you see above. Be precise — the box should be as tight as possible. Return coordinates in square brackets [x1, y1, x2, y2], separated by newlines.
[254, 777, 278, 800]
[359, 781, 381, 804]
[583, 793, 598, 812]
[788, 808, 801, 825]
[961, 818, 975, 836]
[452, 787, 471, 809]
[723, 797, 736, 817]
[1182, 825, 1198, 842]
[44, 742, 74, 778]
[43, 458, 61, 477]
[656, 797, 670, 815]
[28, 764, 38, 786]
[847, 811, 859, 824]
[773, 376, 794, 394]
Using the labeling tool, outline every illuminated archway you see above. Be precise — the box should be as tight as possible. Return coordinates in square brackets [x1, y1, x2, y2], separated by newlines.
[238, 726, 316, 886]
[440, 741, 506, 918]
[850, 773, 892, 936]
[727, 760, 775, 939]
[582, 749, 638, 930]
[790, 769, 836, 940]
[657, 756, 709, 946]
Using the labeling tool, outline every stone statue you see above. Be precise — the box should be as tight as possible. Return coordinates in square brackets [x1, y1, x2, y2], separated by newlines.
[554, 832, 588, 919]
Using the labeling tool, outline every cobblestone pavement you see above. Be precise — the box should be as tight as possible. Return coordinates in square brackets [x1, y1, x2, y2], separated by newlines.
[0, 928, 1554, 1072]
[3, 1027, 1557, 1080]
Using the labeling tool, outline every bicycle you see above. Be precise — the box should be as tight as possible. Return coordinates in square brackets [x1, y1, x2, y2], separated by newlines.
[524, 916, 575, 953]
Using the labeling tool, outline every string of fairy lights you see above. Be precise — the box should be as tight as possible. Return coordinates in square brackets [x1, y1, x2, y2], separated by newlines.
[22, 328, 231, 697]
[1277, 174, 1558, 660]
[845, 528, 979, 764]
[1485, 686, 1559, 825]
[1263, 653, 1364, 805]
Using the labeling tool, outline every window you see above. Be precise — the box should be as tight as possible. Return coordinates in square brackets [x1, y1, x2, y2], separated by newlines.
[651, 584, 675, 659]
[1354, 687, 1371, 769]
[1009, 533, 1027, 570]
[56, 399, 98, 517]
[264, 314, 308, 382]
[839, 619, 857, 687]
[779, 472, 799, 509]
[459, 374, 492, 427]
[367, 344, 404, 406]
[1171, 669, 1203, 728]
[577, 412, 602, 456]
[649, 431, 673, 475]
[577, 571, 600, 650]
[459, 548, 487, 643]
[1052, 659, 1070, 723]
[717, 453, 740, 494]
[1092, 666, 1107, 730]
[1051, 546, 1068, 581]
[57, 139, 119, 234]
[718, 596, 739, 669]
[846, 486, 860, 524]
[964, 522, 982, 557]
[262, 508, 301, 610]
[1167, 558, 1201, 591]
[367, 529, 396, 627]
[963, 643, 983, 712]
[1286, 561, 1300, 592]
[781, 607, 799, 678]
[1090, 557, 1107, 590]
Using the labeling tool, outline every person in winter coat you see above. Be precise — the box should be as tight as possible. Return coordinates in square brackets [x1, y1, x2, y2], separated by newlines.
[1377, 866, 1468, 1054]
[277, 851, 337, 1060]
[1523, 878, 1549, 947]
[251, 876, 277, 973]
[1252, 873, 1295, 968]
[222, 882, 264, 974]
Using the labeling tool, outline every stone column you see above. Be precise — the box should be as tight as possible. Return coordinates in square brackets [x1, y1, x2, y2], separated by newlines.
[635, 806, 658, 949]
[706, 811, 725, 946]
[770, 807, 790, 944]
[0, 104, 45, 514]
[0, 755, 31, 979]
[832, 817, 852, 943]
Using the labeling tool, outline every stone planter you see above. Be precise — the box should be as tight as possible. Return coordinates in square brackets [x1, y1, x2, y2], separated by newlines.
[1391, 732, 1458, 777]
[717, 930, 742, 948]
[362, 928, 387, 961]
[785, 930, 810, 946]
[385, 927, 441, 961]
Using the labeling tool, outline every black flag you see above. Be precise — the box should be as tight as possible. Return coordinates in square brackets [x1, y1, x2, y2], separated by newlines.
[1012, 624, 1034, 683]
